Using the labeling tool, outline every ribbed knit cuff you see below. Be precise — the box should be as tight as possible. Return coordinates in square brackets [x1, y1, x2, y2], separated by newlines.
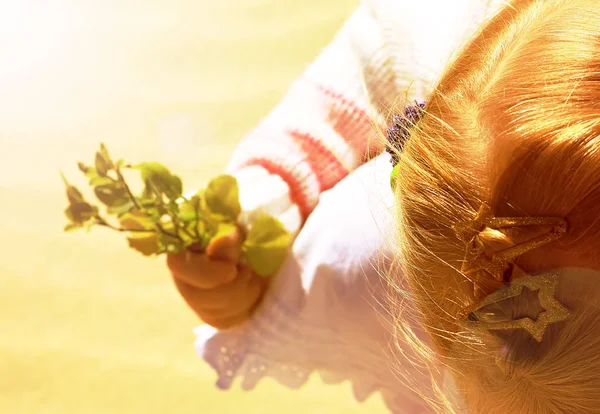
[232, 166, 302, 238]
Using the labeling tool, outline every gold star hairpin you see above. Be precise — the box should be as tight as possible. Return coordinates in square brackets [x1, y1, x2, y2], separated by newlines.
[461, 269, 570, 342]
[453, 205, 568, 283]
[452, 205, 571, 341]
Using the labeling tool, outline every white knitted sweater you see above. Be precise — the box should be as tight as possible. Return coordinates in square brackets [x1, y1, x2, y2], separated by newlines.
[197, 1, 507, 412]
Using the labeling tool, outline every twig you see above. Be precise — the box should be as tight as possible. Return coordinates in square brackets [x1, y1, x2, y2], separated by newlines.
[115, 167, 141, 210]
[193, 198, 201, 239]
[177, 220, 196, 240]
[156, 224, 180, 240]
[95, 216, 154, 233]
[116, 167, 183, 241]
[150, 186, 184, 242]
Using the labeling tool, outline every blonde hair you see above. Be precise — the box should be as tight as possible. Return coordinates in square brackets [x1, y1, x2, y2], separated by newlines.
[390, 0, 600, 412]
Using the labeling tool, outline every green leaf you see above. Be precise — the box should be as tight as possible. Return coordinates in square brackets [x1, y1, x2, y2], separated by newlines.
[138, 196, 157, 208]
[156, 221, 185, 254]
[186, 193, 208, 218]
[158, 236, 185, 254]
[95, 151, 110, 177]
[115, 159, 125, 168]
[147, 206, 166, 221]
[78, 162, 90, 174]
[83, 217, 96, 232]
[119, 210, 160, 256]
[66, 185, 85, 204]
[178, 196, 209, 241]
[177, 203, 197, 223]
[119, 210, 155, 231]
[167, 200, 179, 216]
[77, 162, 102, 181]
[140, 184, 156, 202]
[99, 143, 114, 168]
[178, 222, 200, 246]
[127, 232, 161, 256]
[106, 200, 136, 217]
[60, 171, 85, 204]
[390, 164, 400, 190]
[137, 194, 166, 220]
[214, 222, 237, 240]
[136, 161, 171, 181]
[194, 189, 206, 205]
[136, 162, 182, 200]
[78, 164, 101, 187]
[65, 202, 98, 224]
[94, 183, 129, 207]
[242, 215, 291, 277]
[64, 223, 81, 232]
[89, 176, 114, 187]
[166, 175, 183, 200]
[205, 174, 241, 222]
[83, 167, 99, 181]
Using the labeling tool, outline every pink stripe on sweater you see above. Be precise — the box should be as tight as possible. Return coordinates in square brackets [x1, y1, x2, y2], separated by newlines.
[287, 129, 349, 192]
[314, 84, 378, 160]
[240, 158, 315, 220]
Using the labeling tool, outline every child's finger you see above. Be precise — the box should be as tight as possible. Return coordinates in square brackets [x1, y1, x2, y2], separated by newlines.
[197, 296, 258, 323]
[167, 252, 237, 289]
[173, 267, 264, 311]
[195, 269, 266, 319]
[206, 227, 242, 262]
[199, 311, 252, 330]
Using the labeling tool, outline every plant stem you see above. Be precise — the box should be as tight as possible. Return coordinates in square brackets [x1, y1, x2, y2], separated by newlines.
[115, 167, 141, 210]
[155, 225, 175, 238]
[95, 216, 154, 233]
[96, 215, 181, 241]
[179, 223, 196, 240]
[166, 202, 196, 241]
[114, 167, 182, 242]
[193, 198, 201, 239]
[150, 187, 184, 242]
[155, 222, 182, 241]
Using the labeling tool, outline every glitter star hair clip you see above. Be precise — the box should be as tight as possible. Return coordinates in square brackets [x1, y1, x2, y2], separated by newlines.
[454, 206, 571, 342]
[387, 101, 426, 188]
[453, 205, 568, 286]
[462, 269, 570, 342]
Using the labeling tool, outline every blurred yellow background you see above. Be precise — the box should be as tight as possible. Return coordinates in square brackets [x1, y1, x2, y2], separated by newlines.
[0, 0, 389, 413]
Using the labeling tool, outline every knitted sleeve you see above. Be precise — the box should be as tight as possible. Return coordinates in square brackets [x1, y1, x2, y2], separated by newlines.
[228, 1, 395, 237]
[229, 0, 506, 237]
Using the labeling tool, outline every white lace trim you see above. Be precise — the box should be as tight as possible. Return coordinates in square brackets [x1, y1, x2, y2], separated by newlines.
[195, 296, 428, 413]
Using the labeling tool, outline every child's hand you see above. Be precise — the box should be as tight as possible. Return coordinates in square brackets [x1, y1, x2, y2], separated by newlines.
[167, 227, 268, 329]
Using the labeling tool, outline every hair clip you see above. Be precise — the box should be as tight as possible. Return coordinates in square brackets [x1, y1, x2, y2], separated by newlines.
[386, 101, 426, 165]
[453, 205, 570, 336]
[453, 205, 568, 283]
[387, 101, 425, 189]
[461, 269, 570, 342]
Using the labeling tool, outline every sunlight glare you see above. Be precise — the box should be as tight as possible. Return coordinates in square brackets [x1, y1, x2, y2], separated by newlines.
[0, 1, 79, 84]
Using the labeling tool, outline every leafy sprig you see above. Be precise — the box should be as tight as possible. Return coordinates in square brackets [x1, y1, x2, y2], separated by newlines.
[62, 143, 290, 277]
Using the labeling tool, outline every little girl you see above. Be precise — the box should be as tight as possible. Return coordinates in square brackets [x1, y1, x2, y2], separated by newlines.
[170, 0, 507, 411]
[170, 0, 600, 412]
